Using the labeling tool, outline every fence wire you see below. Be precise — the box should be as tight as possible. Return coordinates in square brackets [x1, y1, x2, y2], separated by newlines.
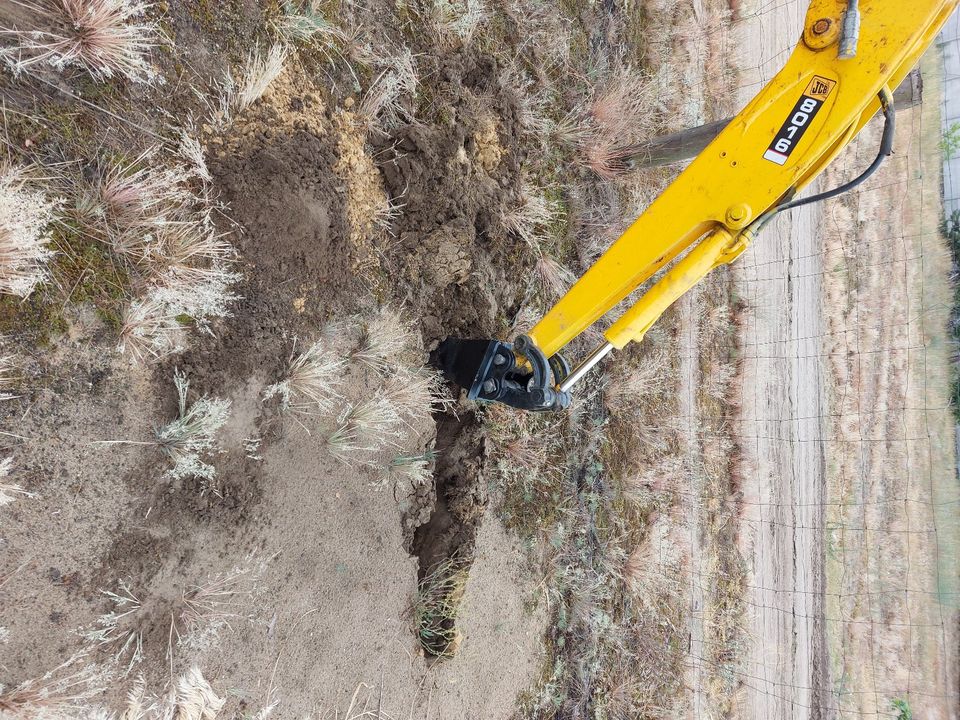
[637, 2, 960, 718]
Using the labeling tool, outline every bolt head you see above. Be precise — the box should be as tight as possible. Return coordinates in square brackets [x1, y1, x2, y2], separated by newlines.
[725, 203, 751, 228]
[812, 18, 831, 35]
[482, 379, 497, 394]
[493, 353, 506, 366]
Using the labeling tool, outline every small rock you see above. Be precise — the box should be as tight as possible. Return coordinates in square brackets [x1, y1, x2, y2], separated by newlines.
[344, 96, 355, 108]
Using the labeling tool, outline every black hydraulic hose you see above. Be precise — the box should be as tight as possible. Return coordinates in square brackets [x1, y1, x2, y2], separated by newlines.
[776, 86, 896, 213]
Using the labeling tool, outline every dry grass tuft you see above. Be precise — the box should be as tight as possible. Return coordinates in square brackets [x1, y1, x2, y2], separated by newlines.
[603, 348, 672, 414]
[351, 305, 415, 373]
[431, 0, 484, 45]
[388, 452, 434, 490]
[533, 252, 574, 299]
[555, 69, 666, 180]
[0, 352, 17, 401]
[484, 405, 565, 518]
[173, 667, 225, 720]
[355, 49, 418, 133]
[177, 128, 212, 184]
[118, 297, 187, 361]
[278, 0, 345, 45]
[506, 0, 571, 67]
[155, 369, 230, 482]
[701, 355, 736, 402]
[0, 651, 107, 717]
[83, 580, 143, 676]
[92, 149, 240, 362]
[0, 0, 159, 82]
[0, 164, 58, 298]
[414, 558, 469, 658]
[0, 456, 35, 508]
[269, 308, 445, 468]
[236, 44, 287, 112]
[178, 568, 252, 647]
[264, 337, 345, 414]
[339, 392, 402, 449]
[323, 422, 365, 464]
[500, 181, 558, 248]
[383, 366, 454, 427]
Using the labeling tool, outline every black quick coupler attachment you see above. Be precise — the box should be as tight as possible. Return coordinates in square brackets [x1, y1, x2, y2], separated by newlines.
[434, 335, 571, 412]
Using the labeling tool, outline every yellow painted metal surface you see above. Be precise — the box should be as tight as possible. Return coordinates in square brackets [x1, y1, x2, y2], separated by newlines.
[528, 0, 958, 360]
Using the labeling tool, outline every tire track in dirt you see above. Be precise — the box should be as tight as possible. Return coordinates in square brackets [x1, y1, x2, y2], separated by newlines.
[679, 287, 708, 717]
[730, 2, 829, 718]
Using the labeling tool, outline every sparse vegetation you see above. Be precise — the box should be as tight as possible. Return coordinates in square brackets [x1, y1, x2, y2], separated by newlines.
[155, 369, 230, 482]
[0, 351, 17, 400]
[351, 306, 415, 373]
[264, 337, 345, 413]
[82, 581, 143, 675]
[387, 451, 434, 490]
[1, 0, 948, 717]
[89, 148, 242, 361]
[265, 307, 451, 473]
[0, 165, 59, 298]
[278, 0, 345, 45]
[236, 44, 287, 112]
[0, 651, 108, 718]
[499, 180, 558, 248]
[0, 0, 159, 82]
[941, 121, 960, 159]
[431, 0, 485, 45]
[354, 49, 418, 134]
[414, 558, 469, 658]
[891, 698, 913, 720]
[942, 210, 960, 421]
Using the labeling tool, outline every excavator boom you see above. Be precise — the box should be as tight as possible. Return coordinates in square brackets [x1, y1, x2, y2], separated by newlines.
[437, 0, 958, 411]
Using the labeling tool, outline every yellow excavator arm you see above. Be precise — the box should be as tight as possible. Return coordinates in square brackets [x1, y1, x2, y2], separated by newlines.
[437, 0, 958, 411]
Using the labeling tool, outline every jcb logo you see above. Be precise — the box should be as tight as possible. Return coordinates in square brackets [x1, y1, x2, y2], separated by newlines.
[763, 76, 837, 165]
[804, 75, 837, 102]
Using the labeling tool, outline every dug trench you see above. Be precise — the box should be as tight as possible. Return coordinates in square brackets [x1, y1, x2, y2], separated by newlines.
[375, 47, 533, 657]
[95, 46, 537, 665]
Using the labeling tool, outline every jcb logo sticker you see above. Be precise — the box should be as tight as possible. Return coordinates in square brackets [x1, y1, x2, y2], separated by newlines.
[763, 75, 837, 165]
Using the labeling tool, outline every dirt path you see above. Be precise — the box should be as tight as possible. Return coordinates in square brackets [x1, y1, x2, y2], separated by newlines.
[679, 287, 707, 717]
[730, 2, 829, 717]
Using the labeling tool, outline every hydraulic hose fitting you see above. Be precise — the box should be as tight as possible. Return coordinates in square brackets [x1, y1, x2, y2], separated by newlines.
[838, 0, 861, 59]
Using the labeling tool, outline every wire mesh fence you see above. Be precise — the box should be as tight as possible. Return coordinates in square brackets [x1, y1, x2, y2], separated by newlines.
[636, 2, 960, 718]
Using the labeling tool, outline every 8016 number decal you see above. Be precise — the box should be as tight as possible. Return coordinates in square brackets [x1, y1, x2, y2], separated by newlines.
[763, 75, 837, 166]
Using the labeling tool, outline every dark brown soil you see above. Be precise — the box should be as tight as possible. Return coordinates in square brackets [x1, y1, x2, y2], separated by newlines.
[409, 411, 487, 574]
[374, 48, 529, 347]
[175, 120, 358, 396]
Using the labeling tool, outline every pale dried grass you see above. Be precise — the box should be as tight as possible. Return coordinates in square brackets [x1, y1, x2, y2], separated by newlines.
[235, 44, 286, 112]
[432, 0, 484, 45]
[0, 164, 58, 298]
[278, 0, 346, 45]
[351, 306, 415, 373]
[0, 456, 35, 508]
[0, 0, 159, 82]
[500, 181, 557, 248]
[356, 49, 418, 133]
[94, 150, 240, 362]
[264, 338, 345, 414]
[155, 369, 230, 481]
